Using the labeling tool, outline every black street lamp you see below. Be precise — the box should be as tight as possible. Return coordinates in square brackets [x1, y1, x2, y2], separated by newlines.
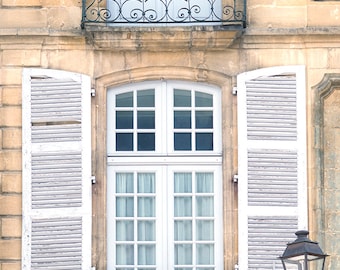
[279, 230, 328, 270]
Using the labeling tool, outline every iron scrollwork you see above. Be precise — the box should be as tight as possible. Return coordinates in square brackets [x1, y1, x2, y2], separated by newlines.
[82, 0, 246, 27]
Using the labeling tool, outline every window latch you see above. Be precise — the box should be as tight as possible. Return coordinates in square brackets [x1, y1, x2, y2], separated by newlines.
[91, 176, 96, 184]
[232, 86, 237, 95]
[233, 174, 238, 183]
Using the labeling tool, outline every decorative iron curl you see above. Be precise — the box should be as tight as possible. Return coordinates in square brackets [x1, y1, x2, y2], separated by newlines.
[82, 0, 246, 27]
[99, 8, 112, 20]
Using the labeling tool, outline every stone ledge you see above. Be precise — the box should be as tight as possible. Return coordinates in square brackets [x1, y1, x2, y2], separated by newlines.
[241, 27, 340, 48]
[84, 25, 244, 51]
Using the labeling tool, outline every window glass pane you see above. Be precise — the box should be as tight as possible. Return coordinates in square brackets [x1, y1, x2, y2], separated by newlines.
[138, 173, 155, 193]
[196, 244, 214, 265]
[195, 111, 213, 129]
[109, 83, 221, 269]
[196, 133, 213, 151]
[116, 133, 133, 151]
[138, 111, 155, 129]
[137, 133, 155, 151]
[116, 244, 134, 265]
[116, 197, 134, 217]
[174, 133, 191, 150]
[138, 197, 155, 217]
[174, 89, 191, 107]
[116, 173, 134, 193]
[195, 91, 212, 107]
[138, 221, 155, 241]
[174, 220, 192, 241]
[116, 111, 133, 129]
[196, 197, 213, 217]
[137, 89, 155, 107]
[116, 92, 133, 107]
[174, 111, 191, 128]
[116, 220, 134, 241]
[174, 173, 192, 193]
[138, 245, 156, 265]
[196, 220, 214, 241]
[196, 173, 213, 193]
[175, 244, 192, 265]
[174, 197, 192, 217]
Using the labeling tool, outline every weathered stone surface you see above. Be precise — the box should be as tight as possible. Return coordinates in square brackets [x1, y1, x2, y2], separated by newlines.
[0, 240, 21, 260]
[0, 107, 21, 127]
[1, 87, 21, 106]
[0, 9, 47, 29]
[1, 262, 21, 270]
[0, 195, 21, 215]
[2, 129, 21, 149]
[1, 173, 22, 193]
[0, 151, 22, 171]
[2, 218, 22, 238]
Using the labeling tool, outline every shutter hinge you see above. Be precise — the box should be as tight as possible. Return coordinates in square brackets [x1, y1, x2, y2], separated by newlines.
[91, 88, 96, 97]
[91, 267, 96, 270]
[234, 264, 239, 270]
[233, 174, 238, 183]
[232, 86, 237, 95]
[91, 176, 96, 184]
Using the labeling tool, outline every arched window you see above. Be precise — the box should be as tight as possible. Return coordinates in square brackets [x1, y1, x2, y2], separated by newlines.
[106, 80, 223, 269]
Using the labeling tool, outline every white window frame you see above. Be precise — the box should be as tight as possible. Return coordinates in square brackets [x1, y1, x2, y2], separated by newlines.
[107, 80, 223, 269]
[107, 81, 222, 156]
[107, 163, 223, 269]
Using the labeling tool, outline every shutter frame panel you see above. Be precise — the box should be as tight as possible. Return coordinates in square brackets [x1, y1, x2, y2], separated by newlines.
[237, 66, 307, 270]
[22, 69, 92, 270]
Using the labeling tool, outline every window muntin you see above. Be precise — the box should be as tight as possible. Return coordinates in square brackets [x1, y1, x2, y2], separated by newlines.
[107, 81, 221, 155]
[172, 171, 217, 268]
[109, 87, 157, 153]
[173, 89, 214, 151]
[107, 165, 223, 269]
[107, 81, 222, 269]
[109, 170, 158, 267]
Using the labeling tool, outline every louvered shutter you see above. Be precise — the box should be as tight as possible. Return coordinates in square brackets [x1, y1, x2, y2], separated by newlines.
[237, 66, 307, 270]
[22, 69, 92, 270]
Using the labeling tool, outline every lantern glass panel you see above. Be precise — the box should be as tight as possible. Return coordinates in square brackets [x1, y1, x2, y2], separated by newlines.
[282, 257, 326, 270]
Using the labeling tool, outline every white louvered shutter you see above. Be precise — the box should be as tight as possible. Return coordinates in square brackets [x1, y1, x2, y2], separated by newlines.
[237, 66, 307, 270]
[22, 69, 92, 270]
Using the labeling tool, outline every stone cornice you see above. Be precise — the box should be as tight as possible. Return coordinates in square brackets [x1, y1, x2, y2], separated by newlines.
[83, 25, 244, 51]
[3, 26, 340, 50]
[240, 27, 340, 48]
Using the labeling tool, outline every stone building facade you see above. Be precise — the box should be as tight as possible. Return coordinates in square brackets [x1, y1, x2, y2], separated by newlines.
[0, 0, 340, 269]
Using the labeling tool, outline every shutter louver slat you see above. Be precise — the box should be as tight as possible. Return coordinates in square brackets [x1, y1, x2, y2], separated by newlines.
[248, 217, 298, 269]
[31, 79, 82, 123]
[245, 77, 297, 141]
[32, 124, 81, 143]
[22, 69, 91, 270]
[238, 66, 307, 270]
[248, 149, 298, 207]
[31, 152, 82, 208]
[31, 218, 82, 270]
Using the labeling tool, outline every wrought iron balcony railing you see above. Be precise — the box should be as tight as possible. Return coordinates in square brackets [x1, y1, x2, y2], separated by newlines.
[82, 0, 246, 28]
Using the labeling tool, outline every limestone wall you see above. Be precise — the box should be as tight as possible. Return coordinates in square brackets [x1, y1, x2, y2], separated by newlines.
[1, 0, 340, 269]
